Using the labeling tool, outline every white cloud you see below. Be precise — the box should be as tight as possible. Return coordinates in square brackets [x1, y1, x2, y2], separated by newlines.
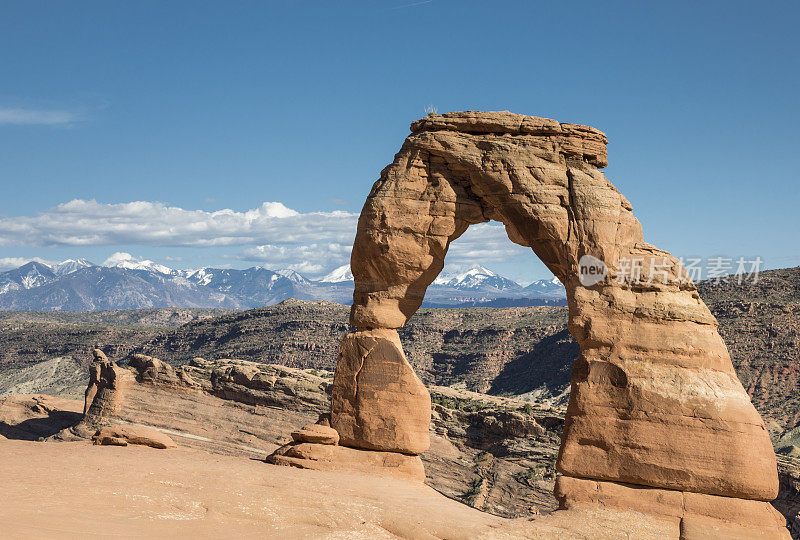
[0, 200, 542, 280]
[0, 108, 82, 126]
[236, 223, 531, 278]
[101, 252, 140, 266]
[444, 223, 530, 265]
[238, 243, 352, 278]
[0, 199, 357, 248]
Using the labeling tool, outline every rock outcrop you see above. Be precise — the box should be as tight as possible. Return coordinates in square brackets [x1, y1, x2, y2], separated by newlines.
[80, 349, 134, 429]
[276, 111, 785, 536]
[0, 394, 83, 440]
[208, 361, 331, 412]
[291, 423, 339, 445]
[269, 441, 426, 482]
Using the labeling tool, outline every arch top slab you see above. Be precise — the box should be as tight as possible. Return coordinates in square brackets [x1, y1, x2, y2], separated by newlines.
[341, 111, 780, 505]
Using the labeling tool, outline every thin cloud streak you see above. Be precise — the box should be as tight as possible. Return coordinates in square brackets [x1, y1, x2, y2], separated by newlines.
[0, 107, 82, 126]
[387, 0, 434, 10]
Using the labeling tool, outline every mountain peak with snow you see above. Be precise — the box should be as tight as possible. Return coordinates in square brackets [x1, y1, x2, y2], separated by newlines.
[276, 268, 310, 284]
[523, 275, 565, 298]
[101, 252, 173, 275]
[52, 258, 95, 276]
[433, 264, 520, 291]
[0, 261, 56, 293]
[319, 264, 353, 283]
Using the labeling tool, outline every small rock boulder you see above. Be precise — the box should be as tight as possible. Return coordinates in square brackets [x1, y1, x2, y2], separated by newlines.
[92, 425, 177, 449]
[291, 424, 339, 445]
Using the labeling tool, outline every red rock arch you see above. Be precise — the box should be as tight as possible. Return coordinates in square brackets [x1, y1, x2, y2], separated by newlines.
[327, 111, 784, 535]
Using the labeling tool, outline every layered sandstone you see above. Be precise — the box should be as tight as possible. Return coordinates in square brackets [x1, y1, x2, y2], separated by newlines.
[318, 111, 784, 535]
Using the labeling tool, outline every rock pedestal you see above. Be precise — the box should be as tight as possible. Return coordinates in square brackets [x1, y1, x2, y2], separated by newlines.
[267, 414, 425, 482]
[555, 476, 789, 539]
[331, 329, 430, 455]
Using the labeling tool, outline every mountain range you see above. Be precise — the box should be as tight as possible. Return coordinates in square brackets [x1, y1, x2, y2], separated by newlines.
[0, 259, 566, 311]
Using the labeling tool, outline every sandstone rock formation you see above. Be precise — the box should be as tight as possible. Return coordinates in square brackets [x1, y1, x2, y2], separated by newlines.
[84, 348, 110, 414]
[208, 361, 331, 412]
[298, 111, 785, 536]
[330, 329, 430, 454]
[555, 476, 789, 539]
[128, 353, 182, 385]
[92, 424, 177, 449]
[80, 348, 134, 427]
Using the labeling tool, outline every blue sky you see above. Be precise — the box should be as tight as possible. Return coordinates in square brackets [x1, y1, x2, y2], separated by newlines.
[0, 0, 797, 282]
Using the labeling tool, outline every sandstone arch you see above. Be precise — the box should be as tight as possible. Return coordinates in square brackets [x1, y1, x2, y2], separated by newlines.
[327, 111, 786, 535]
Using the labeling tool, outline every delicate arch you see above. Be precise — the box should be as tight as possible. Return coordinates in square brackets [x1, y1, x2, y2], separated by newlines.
[331, 111, 778, 515]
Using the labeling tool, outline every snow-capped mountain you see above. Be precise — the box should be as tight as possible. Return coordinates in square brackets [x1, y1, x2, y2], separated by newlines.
[320, 264, 354, 283]
[433, 265, 522, 291]
[102, 252, 173, 275]
[183, 267, 214, 286]
[0, 258, 565, 311]
[52, 258, 95, 276]
[184, 267, 296, 306]
[524, 276, 565, 299]
[276, 268, 311, 284]
[0, 262, 56, 294]
[0, 266, 242, 311]
[525, 276, 562, 289]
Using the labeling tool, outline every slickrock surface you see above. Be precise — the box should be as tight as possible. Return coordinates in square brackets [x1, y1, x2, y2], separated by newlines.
[334, 111, 783, 534]
[269, 441, 427, 482]
[0, 439, 500, 538]
[0, 439, 728, 539]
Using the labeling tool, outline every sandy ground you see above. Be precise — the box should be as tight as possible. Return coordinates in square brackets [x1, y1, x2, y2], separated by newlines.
[0, 438, 688, 540]
[0, 438, 516, 539]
